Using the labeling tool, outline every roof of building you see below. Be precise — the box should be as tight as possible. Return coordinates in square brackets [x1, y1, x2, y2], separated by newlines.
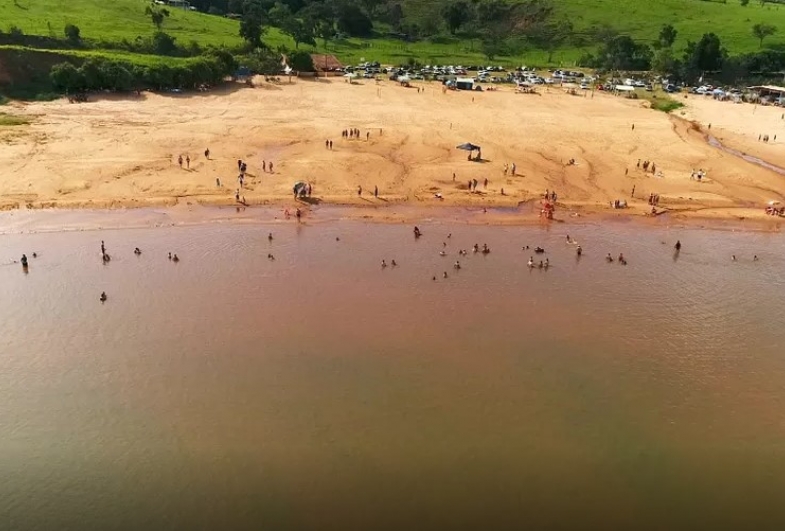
[310, 54, 344, 72]
[749, 85, 785, 94]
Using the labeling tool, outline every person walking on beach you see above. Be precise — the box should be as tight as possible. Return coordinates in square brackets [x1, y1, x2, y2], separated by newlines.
[484, 178, 488, 189]
[204, 148, 210, 159]
[216, 178, 221, 187]
[366, 131, 370, 141]
[374, 185, 378, 198]
[511, 163, 516, 176]
[178, 155, 183, 168]
[358, 185, 362, 196]
[186, 155, 190, 169]
[269, 162, 274, 173]
[631, 185, 635, 198]
[325, 140, 329, 149]
[237, 159, 242, 171]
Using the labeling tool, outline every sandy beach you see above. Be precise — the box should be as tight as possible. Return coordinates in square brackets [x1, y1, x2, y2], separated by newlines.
[1, 78, 784, 224]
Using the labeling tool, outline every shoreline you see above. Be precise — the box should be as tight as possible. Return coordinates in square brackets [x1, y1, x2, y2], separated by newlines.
[2, 80, 784, 229]
[0, 202, 781, 235]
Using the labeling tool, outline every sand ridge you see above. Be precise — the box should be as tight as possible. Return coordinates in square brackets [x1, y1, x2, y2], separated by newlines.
[1, 78, 783, 224]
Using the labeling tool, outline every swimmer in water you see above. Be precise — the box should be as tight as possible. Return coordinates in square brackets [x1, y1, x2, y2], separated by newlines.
[732, 255, 737, 261]
[528, 257, 534, 268]
[454, 261, 461, 270]
[391, 260, 397, 266]
[606, 253, 614, 263]
[168, 252, 172, 260]
[100, 291, 107, 302]
[545, 258, 550, 269]
[443, 271, 448, 279]
[32, 252, 37, 258]
[538, 261, 544, 269]
[753, 255, 759, 261]
[382, 260, 388, 268]
[576, 245, 582, 256]
[134, 247, 141, 255]
[268, 233, 273, 241]
[439, 251, 446, 257]
[172, 254, 179, 262]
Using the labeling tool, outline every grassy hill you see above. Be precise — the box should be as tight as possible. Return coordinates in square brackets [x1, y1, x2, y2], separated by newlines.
[3, 0, 785, 97]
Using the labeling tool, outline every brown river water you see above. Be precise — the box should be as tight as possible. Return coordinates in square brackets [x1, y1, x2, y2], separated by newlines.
[1, 210, 784, 530]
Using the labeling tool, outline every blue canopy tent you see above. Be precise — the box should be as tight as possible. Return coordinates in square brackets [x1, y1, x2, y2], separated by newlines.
[456, 142, 481, 151]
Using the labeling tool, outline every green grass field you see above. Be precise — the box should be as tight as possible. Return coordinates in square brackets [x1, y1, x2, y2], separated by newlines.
[3, 0, 785, 68]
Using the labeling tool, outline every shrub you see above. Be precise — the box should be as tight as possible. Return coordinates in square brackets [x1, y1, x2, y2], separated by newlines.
[64, 24, 81, 44]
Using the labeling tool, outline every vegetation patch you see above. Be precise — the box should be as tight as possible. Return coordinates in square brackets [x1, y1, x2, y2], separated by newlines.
[0, 112, 31, 126]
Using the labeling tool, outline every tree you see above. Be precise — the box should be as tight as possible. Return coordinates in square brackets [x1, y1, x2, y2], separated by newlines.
[301, 2, 336, 47]
[740, 0, 750, 5]
[335, 2, 373, 37]
[597, 35, 652, 71]
[527, 18, 572, 63]
[239, 0, 266, 47]
[752, 23, 776, 48]
[269, 3, 315, 49]
[442, 1, 471, 35]
[652, 46, 677, 74]
[684, 33, 725, 80]
[144, 6, 170, 30]
[50, 62, 85, 93]
[481, 38, 503, 61]
[658, 24, 677, 49]
[152, 31, 178, 55]
[64, 24, 81, 45]
[288, 49, 314, 71]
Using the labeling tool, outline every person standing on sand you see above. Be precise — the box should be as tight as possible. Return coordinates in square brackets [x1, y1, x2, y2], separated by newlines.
[631, 185, 635, 198]
[637, 159, 640, 168]
[511, 163, 516, 175]
[262, 161, 266, 172]
[632, 124, 635, 130]
[453, 173, 456, 182]
[374, 186, 378, 197]
[326, 140, 329, 149]
[269, 162, 274, 173]
[235, 189, 240, 201]
[216, 178, 221, 187]
[205, 148, 210, 159]
[503, 163, 508, 175]
[186, 155, 190, 169]
[625, 168, 629, 176]
[358, 185, 362, 196]
[178, 155, 183, 168]
[238, 159, 242, 171]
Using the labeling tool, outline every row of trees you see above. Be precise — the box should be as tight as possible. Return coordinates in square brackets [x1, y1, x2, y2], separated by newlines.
[49, 50, 237, 93]
[582, 25, 785, 84]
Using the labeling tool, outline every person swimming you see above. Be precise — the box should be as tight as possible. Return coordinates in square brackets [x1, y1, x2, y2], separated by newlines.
[32, 252, 37, 258]
[732, 255, 737, 261]
[443, 271, 448, 278]
[576, 245, 582, 256]
[382, 260, 388, 268]
[391, 260, 397, 266]
[268, 233, 273, 241]
[414, 226, 422, 238]
[134, 247, 141, 255]
[482, 244, 490, 254]
[21, 254, 28, 267]
[619, 253, 627, 265]
[545, 258, 550, 269]
[268, 254, 275, 261]
[753, 255, 759, 261]
[538, 261, 544, 269]
[172, 254, 179, 262]
[454, 261, 461, 269]
[100, 291, 107, 302]
[439, 251, 446, 256]
[674, 240, 681, 251]
[168, 252, 172, 260]
[528, 257, 534, 268]
[473, 244, 479, 253]
[606, 253, 614, 262]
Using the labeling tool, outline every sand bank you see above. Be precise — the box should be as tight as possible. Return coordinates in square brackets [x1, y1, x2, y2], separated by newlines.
[1, 78, 783, 226]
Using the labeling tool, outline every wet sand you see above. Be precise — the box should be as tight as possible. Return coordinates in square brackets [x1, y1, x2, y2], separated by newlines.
[1, 217, 784, 530]
[1, 79, 784, 224]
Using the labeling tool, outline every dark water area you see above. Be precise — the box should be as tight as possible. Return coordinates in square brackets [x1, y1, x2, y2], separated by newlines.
[1, 218, 784, 530]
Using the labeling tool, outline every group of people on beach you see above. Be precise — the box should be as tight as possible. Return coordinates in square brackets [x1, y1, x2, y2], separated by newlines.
[637, 159, 656, 174]
[758, 134, 775, 143]
[343, 128, 369, 141]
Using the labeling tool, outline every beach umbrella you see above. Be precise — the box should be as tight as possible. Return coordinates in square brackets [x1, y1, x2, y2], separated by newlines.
[456, 142, 480, 151]
[293, 181, 308, 196]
